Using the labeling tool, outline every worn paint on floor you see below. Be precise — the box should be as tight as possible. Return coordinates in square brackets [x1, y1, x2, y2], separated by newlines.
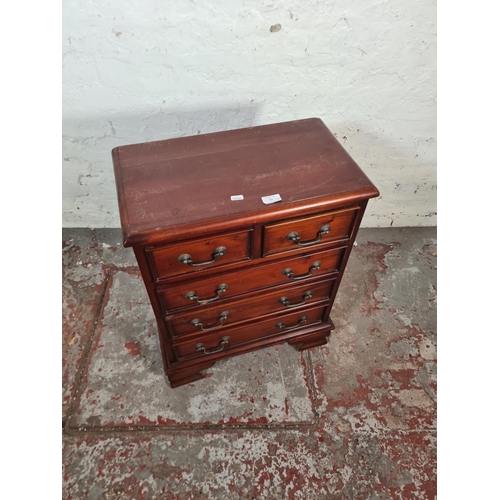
[310, 231, 437, 436]
[62, 231, 106, 421]
[63, 430, 436, 499]
[62, 227, 437, 499]
[73, 271, 316, 428]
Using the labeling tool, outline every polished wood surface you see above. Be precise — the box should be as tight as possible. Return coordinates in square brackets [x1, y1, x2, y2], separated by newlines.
[112, 118, 379, 387]
[147, 228, 251, 279]
[173, 305, 328, 360]
[263, 205, 358, 257]
[156, 246, 345, 312]
[112, 118, 379, 247]
[167, 278, 334, 337]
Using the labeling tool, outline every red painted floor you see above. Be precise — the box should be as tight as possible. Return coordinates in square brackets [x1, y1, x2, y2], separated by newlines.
[62, 227, 436, 499]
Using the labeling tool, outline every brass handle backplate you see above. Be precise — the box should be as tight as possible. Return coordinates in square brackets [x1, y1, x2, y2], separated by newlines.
[195, 336, 230, 355]
[282, 261, 321, 281]
[286, 225, 330, 246]
[278, 290, 313, 308]
[185, 284, 228, 304]
[190, 311, 229, 331]
[276, 316, 308, 330]
[178, 246, 227, 267]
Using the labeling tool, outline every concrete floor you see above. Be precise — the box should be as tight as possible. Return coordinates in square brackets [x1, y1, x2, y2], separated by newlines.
[62, 227, 437, 500]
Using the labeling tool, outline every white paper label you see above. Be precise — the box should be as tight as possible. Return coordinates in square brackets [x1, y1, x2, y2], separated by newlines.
[261, 194, 282, 204]
[230, 195, 244, 201]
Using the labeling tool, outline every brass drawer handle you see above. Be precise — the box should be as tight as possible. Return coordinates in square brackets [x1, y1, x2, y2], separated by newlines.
[286, 225, 330, 246]
[191, 311, 229, 331]
[282, 261, 321, 280]
[185, 284, 228, 304]
[195, 336, 230, 355]
[178, 246, 227, 267]
[276, 315, 308, 330]
[278, 290, 313, 307]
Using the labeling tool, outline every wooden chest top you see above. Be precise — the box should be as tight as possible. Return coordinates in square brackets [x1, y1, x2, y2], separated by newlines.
[112, 117, 379, 247]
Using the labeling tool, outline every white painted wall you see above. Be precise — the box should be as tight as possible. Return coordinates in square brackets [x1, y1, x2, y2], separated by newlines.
[62, 0, 436, 228]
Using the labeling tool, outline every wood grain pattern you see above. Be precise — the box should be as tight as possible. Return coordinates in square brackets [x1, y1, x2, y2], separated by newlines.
[112, 118, 379, 247]
[146, 228, 251, 280]
[156, 246, 346, 312]
[263, 205, 358, 257]
[112, 118, 379, 387]
[172, 305, 328, 360]
[167, 278, 335, 337]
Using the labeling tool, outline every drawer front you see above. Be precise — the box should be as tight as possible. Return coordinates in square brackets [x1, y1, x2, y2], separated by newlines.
[157, 246, 346, 312]
[167, 278, 335, 337]
[263, 207, 358, 257]
[173, 306, 327, 360]
[147, 229, 251, 280]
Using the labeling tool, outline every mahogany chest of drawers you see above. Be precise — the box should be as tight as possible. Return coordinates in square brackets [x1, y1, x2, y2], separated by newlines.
[112, 118, 379, 387]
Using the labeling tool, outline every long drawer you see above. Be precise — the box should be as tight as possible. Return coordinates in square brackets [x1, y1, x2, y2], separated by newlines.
[157, 245, 346, 312]
[172, 305, 328, 360]
[167, 277, 335, 337]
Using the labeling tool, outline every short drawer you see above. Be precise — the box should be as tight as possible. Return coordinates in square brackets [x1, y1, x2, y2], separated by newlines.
[173, 306, 328, 360]
[146, 229, 251, 280]
[167, 278, 335, 337]
[263, 207, 359, 257]
[157, 246, 346, 312]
